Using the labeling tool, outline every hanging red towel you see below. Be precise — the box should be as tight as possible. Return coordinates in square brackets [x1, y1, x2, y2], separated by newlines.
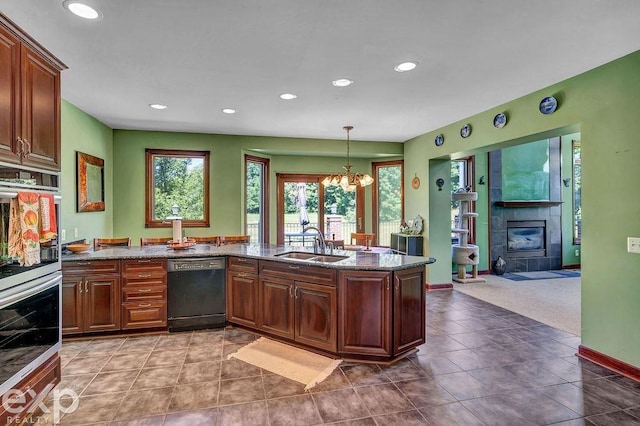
[39, 193, 57, 242]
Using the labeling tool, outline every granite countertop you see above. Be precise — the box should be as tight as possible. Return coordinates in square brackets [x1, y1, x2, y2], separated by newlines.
[62, 243, 436, 271]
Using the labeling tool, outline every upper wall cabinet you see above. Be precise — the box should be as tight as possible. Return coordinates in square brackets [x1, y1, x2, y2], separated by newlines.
[0, 14, 66, 171]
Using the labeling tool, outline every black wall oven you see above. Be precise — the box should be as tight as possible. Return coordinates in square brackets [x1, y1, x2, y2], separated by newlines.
[0, 272, 61, 395]
[0, 163, 62, 396]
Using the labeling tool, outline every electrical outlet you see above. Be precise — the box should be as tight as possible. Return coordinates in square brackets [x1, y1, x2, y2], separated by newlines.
[628, 237, 640, 254]
[61, 229, 66, 241]
[575, 249, 580, 257]
[73, 228, 78, 238]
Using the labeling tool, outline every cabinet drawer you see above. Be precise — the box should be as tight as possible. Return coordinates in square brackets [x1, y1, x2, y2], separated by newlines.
[122, 285, 167, 302]
[122, 272, 167, 285]
[122, 301, 167, 329]
[259, 260, 336, 286]
[228, 256, 258, 273]
[62, 259, 120, 274]
[122, 258, 167, 274]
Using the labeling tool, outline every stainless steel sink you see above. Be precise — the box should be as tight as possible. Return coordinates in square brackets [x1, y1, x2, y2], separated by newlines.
[274, 251, 318, 260]
[274, 251, 348, 263]
[308, 254, 348, 263]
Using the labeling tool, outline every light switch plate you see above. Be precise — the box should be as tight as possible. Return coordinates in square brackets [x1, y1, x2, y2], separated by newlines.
[628, 237, 640, 254]
[61, 229, 66, 241]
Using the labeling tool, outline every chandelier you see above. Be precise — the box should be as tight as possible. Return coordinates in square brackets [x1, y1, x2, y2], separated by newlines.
[321, 126, 374, 192]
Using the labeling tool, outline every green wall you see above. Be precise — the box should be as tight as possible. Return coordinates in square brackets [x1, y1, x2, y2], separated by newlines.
[60, 101, 114, 244]
[405, 50, 640, 368]
[111, 130, 402, 245]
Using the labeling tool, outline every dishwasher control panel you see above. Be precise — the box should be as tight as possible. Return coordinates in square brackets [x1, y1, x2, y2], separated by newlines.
[167, 257, 225, 272]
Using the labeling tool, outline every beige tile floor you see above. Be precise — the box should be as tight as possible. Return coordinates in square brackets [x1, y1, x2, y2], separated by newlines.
[36, 291, 640, 425]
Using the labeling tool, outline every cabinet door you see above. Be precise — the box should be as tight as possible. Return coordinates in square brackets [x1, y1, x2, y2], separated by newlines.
[61, 276, 84, 335]
[338, 271, 392, 357]
[20, 44, 61, 171]
[260, 276, 294, 339]
[0, 25, 20, 161]
[84, 275, 121, 332]
[295, 282, 336, 353]
[393, 267, 426, 354]
[227, 271, 260, 328]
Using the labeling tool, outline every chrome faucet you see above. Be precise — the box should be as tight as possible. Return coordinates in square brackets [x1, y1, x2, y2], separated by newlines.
[303, 226, 326, 254]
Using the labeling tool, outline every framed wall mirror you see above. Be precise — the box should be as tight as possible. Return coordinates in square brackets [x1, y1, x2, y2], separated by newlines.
[77, 151, 105, 212]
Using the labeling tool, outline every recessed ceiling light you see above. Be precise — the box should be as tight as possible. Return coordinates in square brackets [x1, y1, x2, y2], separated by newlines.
[394, 62, 418, 72]
[149, 104, 167, 110]
[332, 79, 353, 87]
[63, 1, 102, 20]
[279, 93, 297, 100]
[222, 108, 236, 114]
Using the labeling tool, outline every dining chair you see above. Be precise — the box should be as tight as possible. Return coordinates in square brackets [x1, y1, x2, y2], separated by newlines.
[219, 235, 251, 245]
[192, 236, 221, 244]
[93, 237, 131, 250]
[140, 237, 172, 246]
[326, 239, 345, 249]
[350, 233, 375, 246]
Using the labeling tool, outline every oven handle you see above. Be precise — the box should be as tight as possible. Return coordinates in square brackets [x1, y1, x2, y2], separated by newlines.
[0, 273, 62, 309]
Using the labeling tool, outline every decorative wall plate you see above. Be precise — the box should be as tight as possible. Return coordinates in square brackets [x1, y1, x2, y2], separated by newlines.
[539, 96, 558, 114]
[493, 112, 507, 128]
[460, 124, 472, 138]
[434, 134, 444, 146]
[411, 174, 421, 189]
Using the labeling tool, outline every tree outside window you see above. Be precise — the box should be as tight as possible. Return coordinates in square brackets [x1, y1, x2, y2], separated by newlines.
[145, 149, 210, 228]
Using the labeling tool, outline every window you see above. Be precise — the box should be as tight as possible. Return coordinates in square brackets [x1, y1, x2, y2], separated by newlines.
[145, 149, 210, 228]
[276, 173, 362, 246]
[245, 155, 269, 243]
[373, 160, 403, 247]
[572, 140, 581, 245]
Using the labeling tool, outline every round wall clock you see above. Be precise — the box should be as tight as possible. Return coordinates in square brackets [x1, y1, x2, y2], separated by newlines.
[460, 124, 472, 138]
[539, 96, 558, 114]
[493, 112, 507, 128]
[434, 134, 444, 146]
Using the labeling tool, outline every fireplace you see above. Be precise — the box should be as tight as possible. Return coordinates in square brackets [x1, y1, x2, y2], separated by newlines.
[507, 220, 546, 258]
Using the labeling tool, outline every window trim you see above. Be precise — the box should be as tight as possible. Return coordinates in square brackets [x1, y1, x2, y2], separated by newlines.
[145, 148, 210, 228]
[245, 154, 270, 243]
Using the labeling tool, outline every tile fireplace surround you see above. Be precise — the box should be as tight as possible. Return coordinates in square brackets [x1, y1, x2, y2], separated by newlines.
[489, 139, 563, 273]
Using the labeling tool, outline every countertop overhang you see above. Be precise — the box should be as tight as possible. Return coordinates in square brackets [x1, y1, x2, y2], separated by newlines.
[62, 244, 435, 271]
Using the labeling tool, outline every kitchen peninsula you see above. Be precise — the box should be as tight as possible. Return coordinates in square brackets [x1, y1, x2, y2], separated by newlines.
[62, 244, 434, 362]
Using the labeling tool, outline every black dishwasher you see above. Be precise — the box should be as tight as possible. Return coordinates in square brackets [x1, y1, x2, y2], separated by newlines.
[167, 257, 226, 331]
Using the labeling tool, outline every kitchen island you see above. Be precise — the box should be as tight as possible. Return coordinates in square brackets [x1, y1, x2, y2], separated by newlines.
[62, 244, 435, 362]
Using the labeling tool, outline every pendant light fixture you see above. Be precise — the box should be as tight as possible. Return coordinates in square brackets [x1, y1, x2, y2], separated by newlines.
[322, 126, 374, 192]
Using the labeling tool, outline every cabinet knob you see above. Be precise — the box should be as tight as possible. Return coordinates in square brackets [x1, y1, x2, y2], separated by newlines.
[288, 265, 300, 270]
[138, 303, 152, 308]
[138, 274, 152, 278]
[22, 138, 31, 157]
[138, 288, 152, 293]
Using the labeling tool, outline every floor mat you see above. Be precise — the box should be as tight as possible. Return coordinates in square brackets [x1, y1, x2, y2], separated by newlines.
[227, 337, 342, 391]
[503, 270, 581, 281]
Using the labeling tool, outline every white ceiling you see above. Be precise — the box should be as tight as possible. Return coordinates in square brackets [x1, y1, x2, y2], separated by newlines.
[2, 1, 640, 142]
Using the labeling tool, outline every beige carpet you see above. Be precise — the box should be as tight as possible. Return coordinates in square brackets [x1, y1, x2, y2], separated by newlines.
[227, 337, 342, 391]
[453, 274, 581, 336]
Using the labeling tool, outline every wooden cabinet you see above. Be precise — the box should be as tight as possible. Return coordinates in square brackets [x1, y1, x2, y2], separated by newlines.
[0, 354, 60, 425]
[338, 266, 426, 358]
[62, 260, 121, 335]
[0, 15, 65, 170]
[393, 267, 426, 354]
[390, 233, 424, 256]
[227, 256, 260, 328]
[338, 270, 392, 357]
[121, 259, 167, 329]
[258, 260, 337, 353]
[294, 281, 337, 353]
